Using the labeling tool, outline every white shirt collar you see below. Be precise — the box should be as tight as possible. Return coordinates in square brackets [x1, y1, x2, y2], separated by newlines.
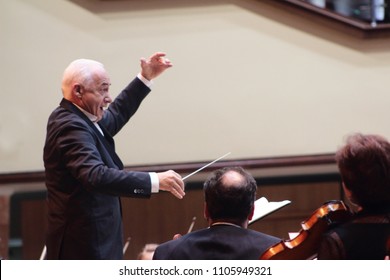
[210, 222, 242, 228]
[73, 103, 104, 135]
[74, 103, 99, 123]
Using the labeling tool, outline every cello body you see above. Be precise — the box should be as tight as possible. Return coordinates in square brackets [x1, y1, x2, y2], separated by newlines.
[259, 200, 352, 260]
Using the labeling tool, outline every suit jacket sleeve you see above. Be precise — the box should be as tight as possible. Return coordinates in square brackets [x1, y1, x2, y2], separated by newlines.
[99, 76, 151, 136]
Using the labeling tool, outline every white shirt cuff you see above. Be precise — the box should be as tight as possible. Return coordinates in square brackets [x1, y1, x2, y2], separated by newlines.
[137, 73, 153, 88]
[149, 172, 159, 193]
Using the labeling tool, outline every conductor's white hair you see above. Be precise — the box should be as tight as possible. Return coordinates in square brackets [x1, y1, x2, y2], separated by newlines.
[61, 59, 105, 97]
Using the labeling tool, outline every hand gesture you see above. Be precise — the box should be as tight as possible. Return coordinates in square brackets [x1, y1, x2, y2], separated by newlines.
[140, 52, 173, 81]
[157, 170, 185, 199]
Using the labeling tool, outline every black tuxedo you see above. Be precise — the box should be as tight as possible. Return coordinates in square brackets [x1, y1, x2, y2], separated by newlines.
[44, 77, 152, 259]
[153, 224, 281, 260]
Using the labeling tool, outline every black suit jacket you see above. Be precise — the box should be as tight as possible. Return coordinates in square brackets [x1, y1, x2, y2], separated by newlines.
[153, 224, 281, 260]
[44, 77, 152, 259]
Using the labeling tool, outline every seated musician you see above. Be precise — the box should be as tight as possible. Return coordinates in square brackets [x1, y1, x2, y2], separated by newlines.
[317, 133, 390, 259]
[153, 166, 281, 259]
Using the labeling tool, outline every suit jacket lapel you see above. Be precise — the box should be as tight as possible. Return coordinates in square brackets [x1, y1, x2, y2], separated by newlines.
[60, 99, 124, 169]
[97, 123, 124, 169]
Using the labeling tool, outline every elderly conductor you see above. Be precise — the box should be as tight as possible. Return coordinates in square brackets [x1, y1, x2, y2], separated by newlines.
[43, 52, 185, 259]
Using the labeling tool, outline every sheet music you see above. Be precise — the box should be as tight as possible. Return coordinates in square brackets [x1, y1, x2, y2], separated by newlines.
[249, 197, 291, 224]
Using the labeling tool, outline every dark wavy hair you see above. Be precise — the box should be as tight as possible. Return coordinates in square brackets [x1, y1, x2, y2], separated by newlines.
[203, 166, 257, 223]
[336, 133, 390, 208]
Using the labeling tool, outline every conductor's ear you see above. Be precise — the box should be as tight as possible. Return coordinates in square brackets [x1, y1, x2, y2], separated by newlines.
[74, 85, 82, 98]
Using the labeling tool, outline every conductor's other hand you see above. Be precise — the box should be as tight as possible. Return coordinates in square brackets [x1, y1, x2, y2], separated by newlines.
[157, 170, 185, 199]
[140, 52, 173, 81]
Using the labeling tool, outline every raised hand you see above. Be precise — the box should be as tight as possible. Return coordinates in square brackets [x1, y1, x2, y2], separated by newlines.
[140, 52, 173, 81]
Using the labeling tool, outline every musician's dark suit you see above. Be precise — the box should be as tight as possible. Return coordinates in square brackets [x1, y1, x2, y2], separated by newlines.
[153, 224, 281, 260]
[318, 205, 390, 259]
[44, 77, 152, 259]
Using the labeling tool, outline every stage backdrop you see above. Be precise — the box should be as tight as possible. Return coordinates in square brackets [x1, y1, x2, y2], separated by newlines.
[1, 0, 390, 173]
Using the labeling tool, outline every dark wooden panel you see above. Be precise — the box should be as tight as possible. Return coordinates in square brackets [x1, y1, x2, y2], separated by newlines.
[11, 179, 342, 260]
[20, 199, 47, 260]
[0, 196, 10, 259]
[249, 181, 342, 239]
[121, 180, 342, 259]
[121, 189, 208, 260]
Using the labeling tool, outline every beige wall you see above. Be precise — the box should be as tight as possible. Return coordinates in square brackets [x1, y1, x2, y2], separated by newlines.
[1, 0, 390, 173]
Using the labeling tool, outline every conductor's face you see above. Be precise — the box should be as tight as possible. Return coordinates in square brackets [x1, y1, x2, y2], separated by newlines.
[79, 69, 112, 121]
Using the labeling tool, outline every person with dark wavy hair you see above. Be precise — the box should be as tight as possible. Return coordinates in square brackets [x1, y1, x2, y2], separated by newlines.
[153, 166, 281, 259]
[318, 133, 390, 259]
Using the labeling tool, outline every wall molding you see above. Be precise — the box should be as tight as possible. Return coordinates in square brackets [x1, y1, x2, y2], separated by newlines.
[0, 153, 336, 185]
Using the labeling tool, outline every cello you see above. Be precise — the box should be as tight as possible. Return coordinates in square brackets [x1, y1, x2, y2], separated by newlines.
[259, 200, 352, 260]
